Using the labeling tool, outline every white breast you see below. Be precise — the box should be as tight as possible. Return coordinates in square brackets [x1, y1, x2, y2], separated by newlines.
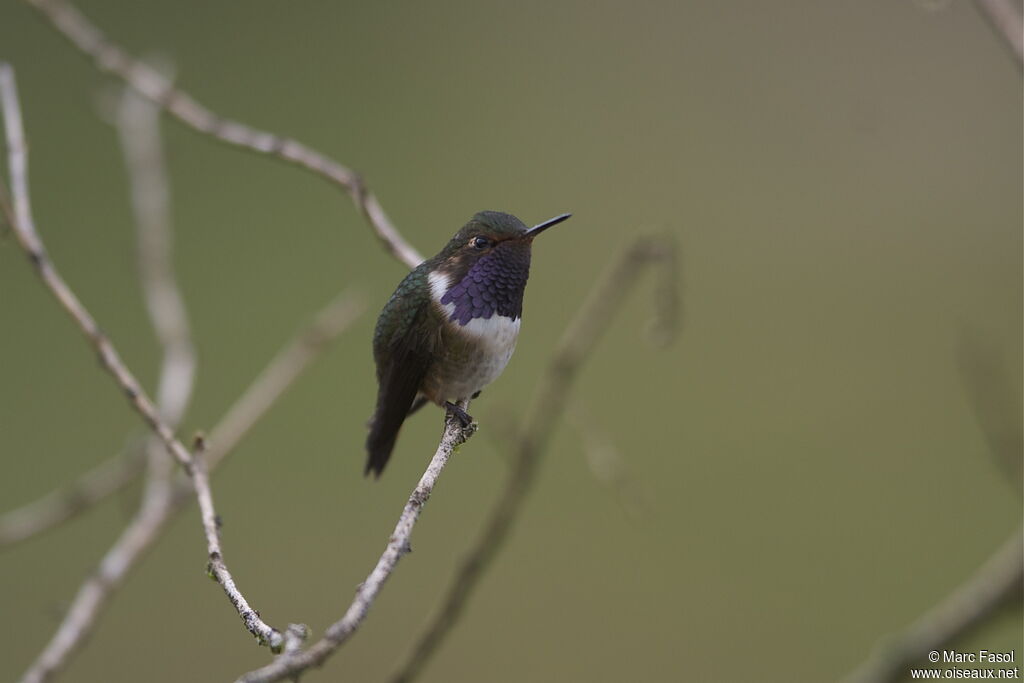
[428, 270, 521, 399]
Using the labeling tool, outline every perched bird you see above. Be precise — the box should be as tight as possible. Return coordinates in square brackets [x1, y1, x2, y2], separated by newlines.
[365, 210, 571, 476]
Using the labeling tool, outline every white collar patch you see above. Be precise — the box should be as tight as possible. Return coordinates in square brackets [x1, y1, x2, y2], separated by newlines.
[428, 270, 451, 305]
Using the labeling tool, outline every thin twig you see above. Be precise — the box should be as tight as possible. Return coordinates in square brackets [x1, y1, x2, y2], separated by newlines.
[19, 83, 197, 683]
[22, 0, 424, 269]
[236, 237, 677, 683]
[16, 291, 362, 683]
[0, 64, 198, 491]
[0, 449, 144, 548]
[390, 236, 679, 683]
[235, 407, 478, 683]
[3, 0, 429, 544]
[0, 64, 283, 664]
[974, 0, 1024, 69]
[840, 528, 1023, 683]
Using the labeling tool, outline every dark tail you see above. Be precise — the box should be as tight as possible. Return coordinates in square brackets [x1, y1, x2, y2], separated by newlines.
[365, 394, 426, 477]
[365, 413, 400, 478]
[365, 344, 430, 477]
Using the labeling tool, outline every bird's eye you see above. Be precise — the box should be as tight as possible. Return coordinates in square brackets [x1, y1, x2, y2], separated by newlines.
[471, 236, 491, 250]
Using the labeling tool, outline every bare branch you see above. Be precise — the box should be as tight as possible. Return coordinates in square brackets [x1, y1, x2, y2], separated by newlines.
[389, 236, 680, 683]
[0, 64, 282, 668]
[0, 79, 164, 550]
[235, 408, 478, 683]
[0, 63, 196, 490]
[1, 69, 199, 550]
[974, 0, 1024, 69]
[16, 291, 361, 683]
[18, 82, 197, 682]
[840, 527, 1023, 683]
[0, 449, 144, 548]
[22, 0, 424, 268]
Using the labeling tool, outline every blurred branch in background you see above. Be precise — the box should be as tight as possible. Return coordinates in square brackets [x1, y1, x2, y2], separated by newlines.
[0, 61, 216, 553]
[0, 448, 145, 549]
[842, 336, 1024, 683]
[841, 529, 1023, 683]
[956, 333, 1024, 493]
[0, 65, 362, 680]
[16, 284, 365, 682]
[0, 64, 285, 669]
[568, 400, 650, 523]
[17, 81, 195, 683]
[9, 277, 364, 677]
[973, 0, 1024, 68]
[388, 235, 680, 683]
[236, 408, 478, 683]
[180, 290, 364, 476]
[841, 6, 1023, 677]
[116, 73, 197, 437]
[21, 0, 424, 268]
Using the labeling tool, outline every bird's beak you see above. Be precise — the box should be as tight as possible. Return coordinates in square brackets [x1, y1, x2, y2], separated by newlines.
[525, 213, 572, 239]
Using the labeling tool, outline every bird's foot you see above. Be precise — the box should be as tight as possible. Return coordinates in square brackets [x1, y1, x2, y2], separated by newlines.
[444, 401, 473, 427]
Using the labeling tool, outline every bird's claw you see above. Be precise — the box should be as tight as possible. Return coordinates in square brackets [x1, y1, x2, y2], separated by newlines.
[444, 401, 473, 427]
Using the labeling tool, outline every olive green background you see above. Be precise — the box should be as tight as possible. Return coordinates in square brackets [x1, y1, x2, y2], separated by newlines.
[1, 1, 1020, 682]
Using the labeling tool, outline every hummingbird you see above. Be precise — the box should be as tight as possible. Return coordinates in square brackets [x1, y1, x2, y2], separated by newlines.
[365, 210, 571, 477]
